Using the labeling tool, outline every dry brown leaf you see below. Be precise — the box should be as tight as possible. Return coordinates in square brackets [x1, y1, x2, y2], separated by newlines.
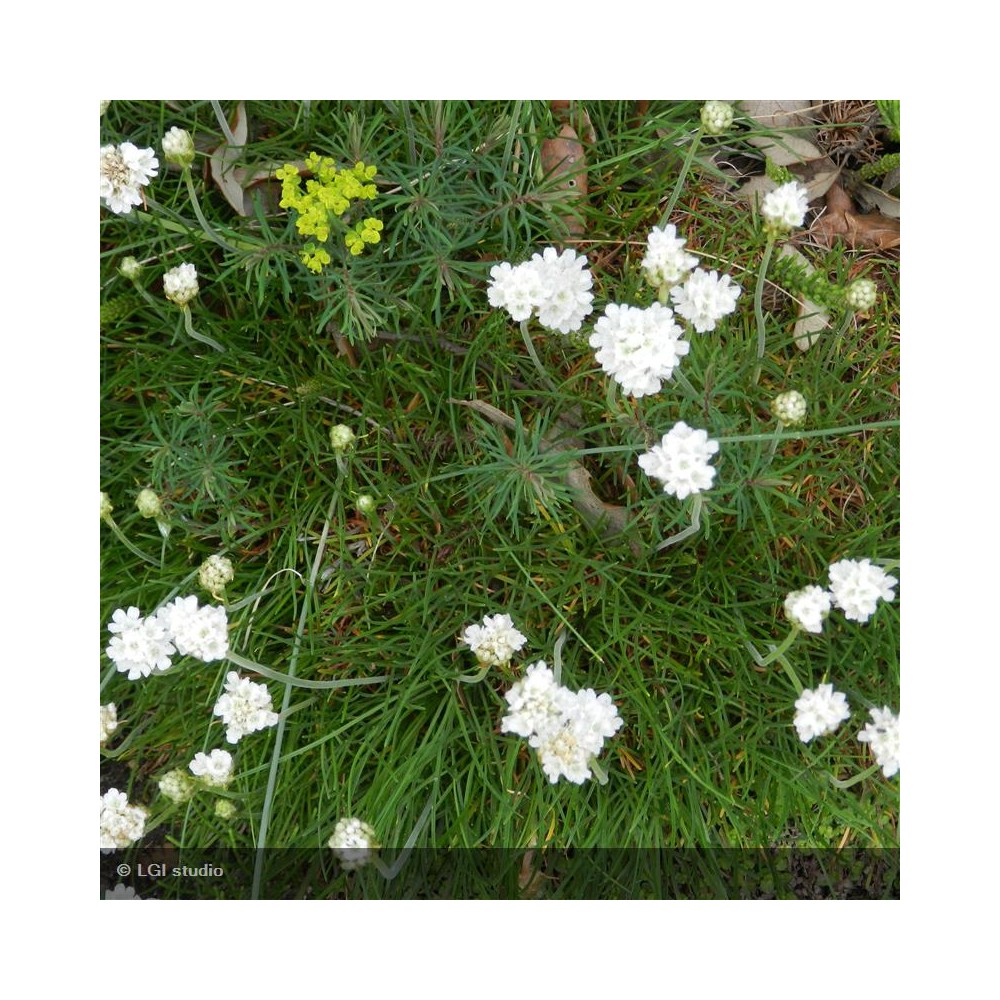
[210, 102, 250, 216]
[812, 182, 900, 250]
[540, 123, 588, 239]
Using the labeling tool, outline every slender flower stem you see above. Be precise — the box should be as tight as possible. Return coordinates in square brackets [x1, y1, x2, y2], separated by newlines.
[753, 237, 776, 384]
[182, 167, 238, 252]
[552, 628, 568, 686]
[745, 626, 803, 679]
[457, 662, 491, 685]
[253, 474, 344, 897]
[519, 319, 559, 393]
[659, 128, 703, 228]
[656, 493, 704, 551]
[181, 305, 225, 353]
[589, 756, 610, 786]
[225, 649, 388, 690]
[828, 763, 880, 789]
[101, 515, 160, 566]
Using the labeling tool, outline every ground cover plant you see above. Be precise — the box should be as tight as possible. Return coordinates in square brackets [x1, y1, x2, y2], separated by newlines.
[100, 99, 900, 899]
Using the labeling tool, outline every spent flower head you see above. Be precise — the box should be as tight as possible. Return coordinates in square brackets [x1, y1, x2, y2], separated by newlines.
[828, 558, 897, 624]
[640, 224, 699, 292]
[100, 142, 158, 215]
[771, 390, 808, 426]
[328, 817, 379, 870]
[589, 302, 690, 398]
[700, 100, 735, 135]
[670, 269, 741, 333]
[793, 683, 851, 743]
[460, 613, 528, 668]
[162, 126, 195, 168]
[163, 262, 199, 307]
[784, 586, 832, 634]
[199, 554, 234, 601]
[761, 181, 810, 236]
[857, 706, 899, 778]
[213, 671, 279, 744]
[638, 421, 719, 500]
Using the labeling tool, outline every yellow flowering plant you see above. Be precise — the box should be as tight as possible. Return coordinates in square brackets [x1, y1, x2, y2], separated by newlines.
[276, 153, 381, 272]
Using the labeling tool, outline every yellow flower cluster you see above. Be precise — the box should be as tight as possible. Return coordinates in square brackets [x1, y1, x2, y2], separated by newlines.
[276, 153, 381, 272]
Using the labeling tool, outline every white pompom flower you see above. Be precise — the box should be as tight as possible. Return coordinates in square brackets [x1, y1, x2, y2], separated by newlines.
[793, 683, 850, 743]
[637, 421, 719, 500]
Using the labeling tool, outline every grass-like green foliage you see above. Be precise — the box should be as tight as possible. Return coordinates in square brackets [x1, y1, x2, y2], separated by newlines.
[100, 100, 899, 896]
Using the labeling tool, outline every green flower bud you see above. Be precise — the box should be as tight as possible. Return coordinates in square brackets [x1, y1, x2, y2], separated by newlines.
[158, 769, 197, 804]
[214, 799, 238, 820]
[329, 424, 356, 453]
[199, 554, 235, 601]
[356, 494, 377, 515]
[845, 278, 877, 312]
[771, 390, 807, 426]
[162, 126, 196, 169]
[119, 256, 142, 281]
[700, 100, 734, 135]
[135, 488, 163, 518]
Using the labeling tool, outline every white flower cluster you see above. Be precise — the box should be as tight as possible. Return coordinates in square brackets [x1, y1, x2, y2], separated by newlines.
[589, 302, 691, 397]
[502, 662, 623, 785]
[783, 558, 897, 633]
[328, 817, 379, 870]
[640, 224, 698, 291]
[459, 613, 528, 667]
[828, 558, 898, 624]
[670, 269, 742, 333]
[783, 586, 832, 634]
[100, 788, 147, 850]
[105, 884, 141, 900]
[189, 748, 234, 787]
[105, 606, 176, 680]
[100, 703, 118, 745]
[793, 683, 851, 743]
[857, 706, 899, 778]
[105, 596, 229, 680]
[100, 141, 158, 215]
[487, 247, 594, 334]
[163, 262, 199, 307]
[638, 421, 719, 500]
[213, 671, 279, 744]
[760, 180, 810, 234]
[157, 595, 229, 661]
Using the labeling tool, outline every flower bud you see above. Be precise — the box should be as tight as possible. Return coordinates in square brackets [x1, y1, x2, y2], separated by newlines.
[328, 817, 379, 871]
[199, 554, 234, 601]
[158, 769, 197, 804]
[119, 256, 142, 281]
[214, 799, 238, 820]
[163, 262, 199, 307]
[771, 390, 807, 426]
[700, 101, 734, 135]
[100, 100, 111, 116]
[845, 277, 877, 312]
[162, 126, 196, 169]
[135, 488, 163, 519]
[329, 424, 356, 453]
[356, 494, 377, 515]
